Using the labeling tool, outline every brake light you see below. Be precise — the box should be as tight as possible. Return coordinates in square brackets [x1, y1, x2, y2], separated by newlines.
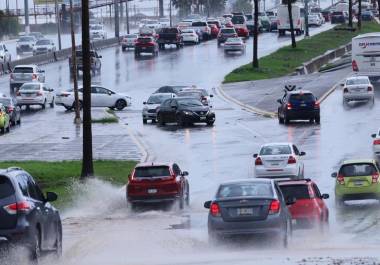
[373, 139, 380, 145]
[255, 157, 263, 165]
[3, 201, 31, 215]
[337, 174, 345, 185]
[147, 42, 155, 46]
[32, 74, 37, 80]
[372, 173, 379, 183]
[269, 200, 280, 214]
[343, 88, 348, 93]
[288, 156, 297, 164]
[210, 202, 221, 217]
[156, 34, 159, 39]
[352, 60, 358, 71]
[286, 103, 292, 110]
[368, 86, 373, 91]
[314, 102, 320, 109]
[7, 106, 13, 112]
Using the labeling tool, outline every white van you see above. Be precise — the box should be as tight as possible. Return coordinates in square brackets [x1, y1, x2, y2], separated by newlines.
[277, 4, 304, 36]
[352, 32, 380, 76]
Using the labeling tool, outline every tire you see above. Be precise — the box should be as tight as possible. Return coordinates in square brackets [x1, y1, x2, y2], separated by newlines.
[6, 123, 10, 133]
[64, 105, 73, 111]
[17, 116, 21, 125]
[278, 116, 284, 124]
[122, 47, 126, 52]
[42, 99, 47, 109]
[0, 127, 4, 134]
[178, 194, 184, 210]
[284, 113, 289, 124]
[30, 229, 41, 263]
[207, 120, 214, 126]
[157, 113, 165, 126]
[50, 97, 55, 108]
[54, 222, 62, 258]
[282, 221, 290, 248]
[315, 116, 320, 124]
[115, 99, 127, 110]
[176, 44, 180, 49]
[185, 182, 190, 206]
[143, 118, 147, 124]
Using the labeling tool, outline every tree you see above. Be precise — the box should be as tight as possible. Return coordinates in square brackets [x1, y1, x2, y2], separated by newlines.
[232, 0, 253, 14]
[81, 0, 94, 179]
[252, 0, 259, 68]
[284, 0, 296, 48]
[0, 10, 20, 37]
[348, 0, 353, 27]
[172, 0, 192, 18]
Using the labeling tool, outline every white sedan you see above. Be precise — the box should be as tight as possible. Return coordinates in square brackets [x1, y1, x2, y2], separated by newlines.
[55, 85, 132, 110]
[253, 143, 305, 180]
[16, 82, 55, 109]
[181, 29, 199, 44]
[342, 75, 374, 104]
[371, 130, 380, 156]
[224, 37, 245, 53]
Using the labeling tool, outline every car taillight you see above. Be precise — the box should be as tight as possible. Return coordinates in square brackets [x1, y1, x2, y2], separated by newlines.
[148, 42, 155, 46]
[61, 93, 70, 97]
[210, 202, 221, 217]
[343, 88, 348, 93]
[337, 174, 345, 185]
[286, 103, 292, 110]
[7, 106, 13, 112]
[372, 173, 379, 183]
[288, 156, 296, 164]
[3, 201, 31, 215]
[37, 91, 43, 96]
[368, 86, 373, 91]
[352, 60, 358, 71]
[268, 200, 280, 214]
[314, 102, 320, 109]
[156, 34, 160, 39]
[32, 74, 37, 80]
[373, 139, 380, 145]
[255, 157, 263, 165]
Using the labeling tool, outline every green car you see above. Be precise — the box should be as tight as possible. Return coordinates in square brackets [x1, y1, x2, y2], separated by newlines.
[332, 159, 380, 206]
[0, 104, 10, 134]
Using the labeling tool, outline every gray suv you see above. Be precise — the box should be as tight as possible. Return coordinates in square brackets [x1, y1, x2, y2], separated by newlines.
[9, 65, 45, 95]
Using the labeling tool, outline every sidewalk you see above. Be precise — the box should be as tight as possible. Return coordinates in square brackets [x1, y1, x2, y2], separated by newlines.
[220, 67, 352, 115]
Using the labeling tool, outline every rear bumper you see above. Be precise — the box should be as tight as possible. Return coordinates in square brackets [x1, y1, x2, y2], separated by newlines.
[127, 194, 179, 204]
[344, 93, 373, 101]
[255, 166, 299, 178]
[121, 43, 135, 48]
[285, 109, 319, 120]
[0, 225, 33, 248]
[224, 46, 244, 52]
[142, 113, 157, 120]
[336, 183, 380, 199]
[135, 47, 156, 53]
[17, 97, 45, 106]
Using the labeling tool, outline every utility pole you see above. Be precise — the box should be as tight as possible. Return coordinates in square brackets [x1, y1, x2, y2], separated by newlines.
[348, 0, 353, 27]
[287, 0, 296, 48]
[24, 0, 30, 34]
[358, 0, 362, 29]
[207, 0, 210, 17]
[252, 0, 259, 68]
[69, 0, 81, 125]
[114, 0, 120, 38]
[170, 0, 173, 26]
[81, 0, 94, 179]
[305, 0, 309, 37]
[55, 0, 62, 50]
[126, 0, 130, 34]
[159, 0, 164, 17]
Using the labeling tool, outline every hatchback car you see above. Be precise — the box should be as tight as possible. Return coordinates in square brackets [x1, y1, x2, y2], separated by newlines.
[278, 179, 329, 229]
[121, 34, 138, 51]
[157, 97, 215, 126]
[126, 162, 190, 209]
[253, 143, 305, 180]
[342, 76, 374, 104]
[134, 36, 159, 57]
[0, 104, 10, 134]
[0, 95, 21, 126]
[16, 82, 55, 109]
[224, 37, 246, 53]
[142, 93, 176, 124]
[0, 167, 61, 261]
[333, 160, 380, 206]
[277, 90, 320, 124]
[205, 179, 293, 247]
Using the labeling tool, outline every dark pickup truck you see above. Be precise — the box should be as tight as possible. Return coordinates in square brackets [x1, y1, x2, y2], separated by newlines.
[69, 50, 102, 75]
[157, 27, 183, 50]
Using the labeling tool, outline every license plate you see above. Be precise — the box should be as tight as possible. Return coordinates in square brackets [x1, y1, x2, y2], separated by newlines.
[200, 116, 206, 120]
[147, 189, 157, 194]
[300, 103, 306, 107]
[237, 208, 254, 216]
[271, 163, 279, 166]
[142, 47, 147, 50]
[354, 181, 364, 186]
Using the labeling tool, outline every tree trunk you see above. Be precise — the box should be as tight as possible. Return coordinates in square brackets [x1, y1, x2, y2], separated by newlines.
[252, 0, 259, 68]
[81, 0, 94, 179]
[287, 0, 296, 48]
[378, 0, 380, 20]
[358, 0, 362, 30]
[348, 0, 353, 27]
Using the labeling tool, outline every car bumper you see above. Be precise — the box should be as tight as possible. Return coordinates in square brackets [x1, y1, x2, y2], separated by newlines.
[335, 183, 380, 199]
[33, 50, 50, 55]
[286, 110, 320, 120]
[224, 46, 244, 52]
[255, 165, 299, 178]
[122, 43, 135, 48]
[182, 36, 198, 42]
[17, 97, 45, 105]
[0, 225, 33, 249]
[182, 113, 215, 124]
[373, 145, 380, 156]
[344, 93, 373, 101]
[127, 194, 179, 204]
[55, 96, 73, 107]
[142, 112, 157, 120]
[136, 47, 155, 53]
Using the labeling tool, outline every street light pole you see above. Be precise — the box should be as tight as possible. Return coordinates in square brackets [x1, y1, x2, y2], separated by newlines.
[24, 0, 30, 34]
[126, 0, 130, 34]
[170, 0, 172, 26]
[114, 0, 120, 38]
[305, 0, 309, 37]
[55, 0, 62, 50]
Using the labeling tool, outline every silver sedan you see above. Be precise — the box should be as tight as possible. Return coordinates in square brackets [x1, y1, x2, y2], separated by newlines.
[223, 37, 246, 53]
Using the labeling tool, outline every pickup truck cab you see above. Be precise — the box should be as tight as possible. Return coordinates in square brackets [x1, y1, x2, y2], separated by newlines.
[157, 27, 183, 49]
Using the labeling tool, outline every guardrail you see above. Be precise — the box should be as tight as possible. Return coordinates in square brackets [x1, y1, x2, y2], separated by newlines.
[0, 37, 120, 76]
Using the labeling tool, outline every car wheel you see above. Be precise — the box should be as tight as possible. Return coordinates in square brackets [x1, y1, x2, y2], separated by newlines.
[54, 222, 62, 258]
[122, 47, 126, 51]
[284, 114, 289, 124]
[115, 99, 127, 110]
[207, 120, 214, 126]
[278, 116, 284, 124]
[64, 105, 73, 111]
[17, 116, 21, 125]
[151, 119, 156, 124]
[42, 99, 47, 109]
[315, 116, 320, 124]
[282, 220, 290, 248]
[50, 97, 55, 108]
[30, 229, 41, 263]
[6, 123, 10, 133]
[157, 113, 165, 126]
[185, 181, 190, 206]
[143, 118, 147, 124]
[178, 194, 184, 210]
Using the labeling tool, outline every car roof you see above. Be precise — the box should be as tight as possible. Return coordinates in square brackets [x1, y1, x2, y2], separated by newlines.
[220, 178, 274, 185]
[342, 159, 376, 165]
[135, 162, 172, 168]
[261, 142, 292, 147]
[14, 64, 37, 68]
[288, 90, 313, 95]
[353, 32, 380, 39]
[150, 92, 174, 96]
[278, 179, 313, 186]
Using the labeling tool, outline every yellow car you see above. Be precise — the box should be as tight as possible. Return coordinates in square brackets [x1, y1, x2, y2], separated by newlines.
[0, 104, 10, 134]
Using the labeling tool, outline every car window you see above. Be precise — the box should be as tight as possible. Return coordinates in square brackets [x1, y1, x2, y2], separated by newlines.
[91, 87, 98, 93]
[231, 16, 245, 24]
[172, 164, 181, 175]
[340, 163, 378, 177]
[20, 83, 40, 91]
[16, 174, 29, 197]
[221, 28, 235, 34]
[280, 184, 311, 200]
[289, 93, 315, 102]
[217, 183, 273, 198]
[292, 145, 300, 155]
[312, 184, 321, 198]
[0, 175, 14, 199]
[134, 166, 171, 178]
[260, 145, 291, 155]
[96, 87, 108, 94]
[27, 175, 44, 201]
[36, 39, 51, 45]
[147, 94, 171, 104]
[43, 86, 49, 92]
[13, 67, 34, 74]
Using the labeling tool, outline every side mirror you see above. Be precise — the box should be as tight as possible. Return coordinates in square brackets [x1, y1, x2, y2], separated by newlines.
[299, 151, 306, 156]
[4, 49, 8, 52]
[171, 105, 177, 109]
[45, 191, 58, 202]
[210, 94, 214, 98]
[371, 133, 377, 138]
[182, 171, 189, 176]
[331, 172, 337, 178]
[277, 99, 282, 104]
[340, 83, 345, 87]
[40, 70, 45, 73]
[49, 88, 54, 92]
[204, 200, 212, 209]
[321, 193, 329, 199]
[286, 197, 297, 205]
[253, 153, 258, 158]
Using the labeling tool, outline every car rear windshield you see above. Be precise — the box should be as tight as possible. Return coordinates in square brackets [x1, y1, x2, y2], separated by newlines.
[226, 38, 241, 43]
[36, 40, 50, 45]
[192, 22, 207, 26]
[217, 183, 273, 198]
[0, 99, 11, 105]
[221, 28, 235, 34]
[20, 83, 40, 90]
[260, 145, 291, 155]
[346, 78, 369, 85]
[0, 175, 14, 199]
[178, 91, 201, 98]
[231, 16, 245, 24]
[134, 166, 171, 178]
[280, 184, 311, 200]
[161, 28, 178, 33]
[289, 93, 315, 102]
[340, 163, 378, 177]
[13, 67, 33, 73]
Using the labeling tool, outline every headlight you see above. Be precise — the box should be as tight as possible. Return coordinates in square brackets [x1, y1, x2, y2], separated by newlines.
[183, 111, 192, 115]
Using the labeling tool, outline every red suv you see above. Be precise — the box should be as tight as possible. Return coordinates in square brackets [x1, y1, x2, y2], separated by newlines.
[126, 162, 189, 209]
[278, 179, 329, 229]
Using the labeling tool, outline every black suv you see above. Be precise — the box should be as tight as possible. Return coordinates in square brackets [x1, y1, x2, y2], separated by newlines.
[157, 97, 215, 126]
[0, 167, 62, 262]
[277, 90, 320, 124]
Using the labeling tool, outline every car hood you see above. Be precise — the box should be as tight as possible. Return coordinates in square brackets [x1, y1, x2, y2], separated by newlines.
[143, 103, 160, 110]
[34, 45, 51, 49]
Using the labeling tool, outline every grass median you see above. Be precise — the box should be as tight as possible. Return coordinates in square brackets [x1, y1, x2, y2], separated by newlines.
[0, 160, 137, 208]
[224, 22, 380, 83]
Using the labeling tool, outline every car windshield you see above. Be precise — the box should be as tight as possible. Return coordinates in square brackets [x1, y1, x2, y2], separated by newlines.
[246, 15, 253, 20]
[340, 163, 377, 177]
[20, 83, 40, 90]
[0, 176, 14, 199]
[0, 98, 11, 105]
[36, 40, 50, 45]
[221, 28, 235, 34]
[280, 185, 311, 200]
[333, 12, 343, 15]
[134, 166, 170, 178]
[182, 29, 194, 33]
[346, 78, 369, 85]
[147, 20, 158, 25]
[147, 94, 171, 104]
[289, 93, 315, 102]
[13, 67, 33, 73]
[260, 145, 291, 155]
[178, 98, 203, 107]
[217, 183, 273, 198]
[19, 36, 34, 42]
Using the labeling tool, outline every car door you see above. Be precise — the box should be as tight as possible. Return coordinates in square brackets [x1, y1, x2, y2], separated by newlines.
[311, 183, 326, 217]
[91, 86, 101, 107]
[97, 87, 115, 107]
[42, 85, 50, 103]
[12, 98, 21, 121]
[172, 163, 184, 192]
